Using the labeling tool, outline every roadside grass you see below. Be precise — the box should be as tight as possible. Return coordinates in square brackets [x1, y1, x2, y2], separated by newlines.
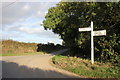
[1, 52, 46, 56]
[1, 49, 64, 56]
[52, 54, 120, 78]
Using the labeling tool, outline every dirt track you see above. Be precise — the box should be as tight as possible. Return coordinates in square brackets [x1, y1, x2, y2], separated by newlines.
[1, 49, 81, 78]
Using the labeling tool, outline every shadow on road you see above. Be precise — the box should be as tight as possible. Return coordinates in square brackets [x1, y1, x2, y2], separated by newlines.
[1, 61, 118, 80]
[2, 61, 78, 78]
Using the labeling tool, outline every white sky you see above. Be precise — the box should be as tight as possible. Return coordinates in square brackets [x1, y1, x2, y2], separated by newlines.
[1, 2, 63, 45]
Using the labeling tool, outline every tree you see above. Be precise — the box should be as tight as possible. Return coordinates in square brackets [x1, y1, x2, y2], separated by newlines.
[43, 2, 120, 63]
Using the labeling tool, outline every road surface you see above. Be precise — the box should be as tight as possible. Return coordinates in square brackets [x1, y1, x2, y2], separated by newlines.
[1, 49, 81, 78]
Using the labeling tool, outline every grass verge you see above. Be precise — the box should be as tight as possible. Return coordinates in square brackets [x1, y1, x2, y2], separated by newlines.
[1, 49, 64, 56]
[52, 54, 120, 78]
[1, 52, 46, 56]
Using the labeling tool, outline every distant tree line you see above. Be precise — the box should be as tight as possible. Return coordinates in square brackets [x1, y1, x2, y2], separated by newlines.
[37, 42, 65, 53]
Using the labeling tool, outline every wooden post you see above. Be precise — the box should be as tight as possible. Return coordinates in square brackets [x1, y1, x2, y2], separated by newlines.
[91, 21, 94, 64]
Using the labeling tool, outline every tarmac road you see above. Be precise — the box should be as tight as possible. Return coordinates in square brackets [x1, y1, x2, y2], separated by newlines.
[1, 49, 81, 78]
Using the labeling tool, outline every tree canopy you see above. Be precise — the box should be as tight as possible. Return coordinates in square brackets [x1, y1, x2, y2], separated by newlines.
[43, 2, 120, 64]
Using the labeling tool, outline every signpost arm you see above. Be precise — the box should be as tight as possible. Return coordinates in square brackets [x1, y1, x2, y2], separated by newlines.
[91, 21, 94, 64]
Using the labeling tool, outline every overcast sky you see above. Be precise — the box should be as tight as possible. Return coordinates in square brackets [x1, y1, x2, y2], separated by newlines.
[2, 2, 63, 45]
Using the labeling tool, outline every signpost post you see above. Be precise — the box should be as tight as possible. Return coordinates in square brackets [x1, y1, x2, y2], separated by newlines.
[79, 21, 106, 64]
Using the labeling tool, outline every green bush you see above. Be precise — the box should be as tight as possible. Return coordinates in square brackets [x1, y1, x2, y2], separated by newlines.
[94, 34, 120, 65]
[43, 2, 120, 65]
[37, 42, 65, 53]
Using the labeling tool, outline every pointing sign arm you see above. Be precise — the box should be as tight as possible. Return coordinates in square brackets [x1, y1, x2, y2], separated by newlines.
[79, 27, 91, 32]
[93, 30, 106, 36]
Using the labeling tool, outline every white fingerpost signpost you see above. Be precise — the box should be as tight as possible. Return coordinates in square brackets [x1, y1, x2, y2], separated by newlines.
[79, 21, 106, 64]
